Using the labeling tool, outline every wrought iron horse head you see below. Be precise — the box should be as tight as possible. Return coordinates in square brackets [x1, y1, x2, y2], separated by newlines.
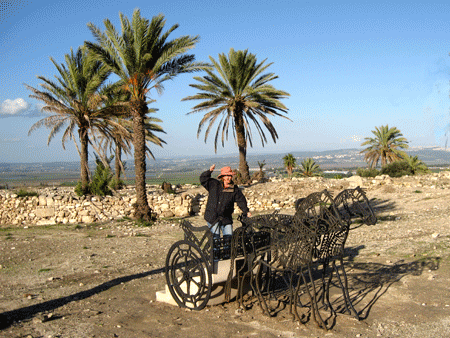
[333, 186, 377, 226]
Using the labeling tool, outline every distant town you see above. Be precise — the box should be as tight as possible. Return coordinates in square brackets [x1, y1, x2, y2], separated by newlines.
[1, 147, 450, 185]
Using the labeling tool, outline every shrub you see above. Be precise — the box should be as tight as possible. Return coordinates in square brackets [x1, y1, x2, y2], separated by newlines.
[380, 161, 413, 177]
[135, 218, 154, 227]
[110, 178, 125, 190]
[90, 159, 113, 196]
[15, 189, 38, 197]
[161, 181, 175, 194]
[59, 181, 77, 187]
[74, 157, 113, 196]
[356, 168, 380, 177]
[75, 181, 90, 196]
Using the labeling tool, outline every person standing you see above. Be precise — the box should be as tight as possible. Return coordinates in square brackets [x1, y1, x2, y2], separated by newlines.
[200, 164, 252, 239]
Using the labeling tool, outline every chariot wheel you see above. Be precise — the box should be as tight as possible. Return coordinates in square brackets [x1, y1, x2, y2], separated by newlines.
[165, 240, 212, 310]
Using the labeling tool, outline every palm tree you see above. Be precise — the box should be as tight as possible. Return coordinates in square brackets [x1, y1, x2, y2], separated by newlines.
[251, 160, 266, 182]
[257, 160, 266, 172]
[360, 125, 409, 168]
[183, 48, 290, 184]
[282, 153, 296, 178]
[299, 158, 321, 177]
[26, 47, 127, 193]
[91, 119, 133, 186]
[403, 154, 429, 175]
[85, 9, 206, 220]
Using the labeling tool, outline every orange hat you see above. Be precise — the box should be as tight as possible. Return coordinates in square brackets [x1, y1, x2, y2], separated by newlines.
[217, 166, 235, 178]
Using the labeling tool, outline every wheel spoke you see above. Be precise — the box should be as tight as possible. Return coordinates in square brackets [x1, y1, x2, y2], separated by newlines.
[172, 274, 187, 288]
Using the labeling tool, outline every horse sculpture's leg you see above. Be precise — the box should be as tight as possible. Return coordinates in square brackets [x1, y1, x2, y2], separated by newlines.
[239, 253, 257, 310]
[306, 264, 327, 330]
[293, 267, 310, 324]
[253, 259, 272, 316]
[332, 258, 359, 320]
[320, 261, 328, 307]
[324, 260, 337, 316]
[235, 261, 245, 309]
[281, 268, 296, 320]
[320, 260, 336, 316]
[236, 234, 251, 309]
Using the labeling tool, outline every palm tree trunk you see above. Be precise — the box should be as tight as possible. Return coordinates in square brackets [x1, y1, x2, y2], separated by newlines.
[234, 111, 250, 183]
[287, 166, 293, 178]
[79, 128, 90, 193]
[132, 101, 152, 221]
[115, 143, 122, 184]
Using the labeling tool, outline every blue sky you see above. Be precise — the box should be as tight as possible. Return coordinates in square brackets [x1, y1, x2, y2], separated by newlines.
[1, 0, 450, 163]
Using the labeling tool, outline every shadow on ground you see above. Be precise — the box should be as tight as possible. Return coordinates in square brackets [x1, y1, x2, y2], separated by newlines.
[347, 256, 440, 320]
[0, 266, 165, 330]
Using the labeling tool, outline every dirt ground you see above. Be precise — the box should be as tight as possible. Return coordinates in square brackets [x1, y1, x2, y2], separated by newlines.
[1, 185, 450, 338]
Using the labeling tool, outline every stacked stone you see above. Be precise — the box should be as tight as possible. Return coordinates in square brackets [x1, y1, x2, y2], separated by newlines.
[2, 172, 450, 226]
[0, 184, 205, 226]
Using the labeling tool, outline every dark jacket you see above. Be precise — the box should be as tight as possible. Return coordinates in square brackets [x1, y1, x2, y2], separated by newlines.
[200, 169, 249, 225]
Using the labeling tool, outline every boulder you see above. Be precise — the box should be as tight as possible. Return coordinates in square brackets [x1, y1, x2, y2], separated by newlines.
[34, 207, 55, 218]
[346, 175, 363, 187]
[81, 215, 94, 223]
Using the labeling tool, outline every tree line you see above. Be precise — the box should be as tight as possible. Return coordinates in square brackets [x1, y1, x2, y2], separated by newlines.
[25, 9, 429, 222]
[280, 124, 429, 178]
[26, 9, 290, 222]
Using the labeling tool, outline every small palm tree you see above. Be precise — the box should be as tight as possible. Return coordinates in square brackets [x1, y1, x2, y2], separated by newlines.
[404, 154, 429, 175]
[94, 113, 167, 188]
[251, 160, 266, 182]
[360, 125, 409, 168]
[86, 9, 206, 220]
[26, 47, 127, 193]
[183, 48, 290, 184]
[257, 160, 266, 172]
[89, 85, 133, 185]
[299, 158, 321, 177]
[282, 153, 296, 178]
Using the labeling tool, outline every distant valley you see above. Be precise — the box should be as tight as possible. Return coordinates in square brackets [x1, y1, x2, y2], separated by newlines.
[1, 147, 450, 187]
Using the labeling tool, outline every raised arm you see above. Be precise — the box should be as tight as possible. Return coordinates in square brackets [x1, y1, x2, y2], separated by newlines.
[200, 164, 216, 190]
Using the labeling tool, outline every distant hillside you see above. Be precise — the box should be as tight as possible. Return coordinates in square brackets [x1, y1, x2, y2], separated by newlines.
[1, 147, 449, 177]
[404, 147, 450, 166]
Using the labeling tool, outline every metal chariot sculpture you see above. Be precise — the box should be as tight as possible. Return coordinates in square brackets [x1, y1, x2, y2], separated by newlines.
[164, 186, 376, 329]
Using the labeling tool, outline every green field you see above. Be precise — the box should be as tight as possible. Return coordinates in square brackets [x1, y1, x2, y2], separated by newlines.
[0, 170, 204, 189]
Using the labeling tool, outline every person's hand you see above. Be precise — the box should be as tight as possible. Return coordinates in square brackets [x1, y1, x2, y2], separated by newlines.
[210, 164, 215, 172]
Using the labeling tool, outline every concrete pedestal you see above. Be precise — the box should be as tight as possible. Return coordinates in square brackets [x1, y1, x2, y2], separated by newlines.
[156, 258, 250, 307]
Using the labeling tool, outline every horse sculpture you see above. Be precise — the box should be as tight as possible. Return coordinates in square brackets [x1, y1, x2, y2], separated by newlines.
[229, 190, 339, 329]
[295, 186, 377, 322]
[222, 187, 376, 329]
[318, 186, 377, 319]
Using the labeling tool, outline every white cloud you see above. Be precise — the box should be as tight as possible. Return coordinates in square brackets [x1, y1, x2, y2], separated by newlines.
[339, 135, 362, 143]
[0, 98, 30, 116]
[2, 137, 21, 143]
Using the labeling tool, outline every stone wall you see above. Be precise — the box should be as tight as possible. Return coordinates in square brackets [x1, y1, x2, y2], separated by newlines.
[0, 185, 202, 226]
[2, 172, 450, 226]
